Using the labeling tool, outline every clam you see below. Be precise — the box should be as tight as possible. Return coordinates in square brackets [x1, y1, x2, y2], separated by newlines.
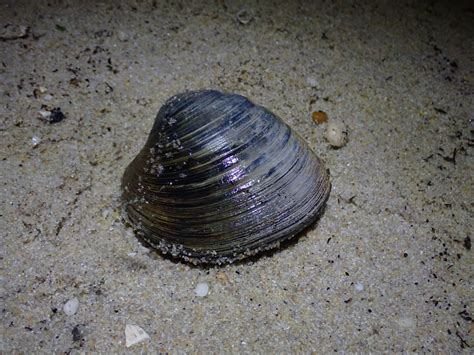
[122, 90, 331, 264]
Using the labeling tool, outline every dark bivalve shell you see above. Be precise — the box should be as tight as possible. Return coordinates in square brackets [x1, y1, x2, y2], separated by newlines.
[122, 90, 331, 264]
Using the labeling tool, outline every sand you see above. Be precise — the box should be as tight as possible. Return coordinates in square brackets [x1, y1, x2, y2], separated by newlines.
[1, 0, 473, 352]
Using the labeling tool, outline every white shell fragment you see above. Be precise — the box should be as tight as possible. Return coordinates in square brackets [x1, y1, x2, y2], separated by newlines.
[31, 135, 41, 147]
[195, 282, 209, 297]
[38, 109, 52, 120]
[125, 324, 150, 348]
[63, 297, 79, 316]
[324, 121, 347, 148]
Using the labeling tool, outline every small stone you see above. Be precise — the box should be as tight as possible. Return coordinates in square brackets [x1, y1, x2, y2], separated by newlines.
[38, 106, 66, 124]
[43, 94, 53, 101]
[464, 236, 471, 250]
[125, 324, 150, 347]
[312, 111, 328, 124]
[63, 297, 79, 316]
[324, 122, 347, 148]
[38, 110, 51, 120]
[48, 107, 66, 123]
[354, 283, 364, 292]
[72, 325, 83, 342]
[33, 86, 47, 98]
[195, 282, 209, 297]
[31, 136, 41, 147]
[216, 271, 229, 284]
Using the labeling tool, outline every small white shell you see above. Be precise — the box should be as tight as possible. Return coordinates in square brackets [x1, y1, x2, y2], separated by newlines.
[125, 324, 150, 347]
[325, 122, 347, 148]
[31, 135, 41, 147]
[63, 297, 79, 316]
[195, 282, 209, 297]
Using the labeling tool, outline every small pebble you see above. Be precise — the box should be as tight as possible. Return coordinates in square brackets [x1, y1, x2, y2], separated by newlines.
[38, 110, 51, 120]
[72, 325, 83, 342]
[216, 271, 229, 284]
[63, 297, 79, 316]
[33, 86, 47, 98]
[195, 282, 209, 297]
[312, 111, 328, 124]
[38, 106, 66, 124]
[31, 135, 41, 147]
[324, 122, 347, 148]
[43, 94, 53, 101]
[125, 324, 150, 347]
[354, 283, 364, 292]
[48, 107, 66, 123]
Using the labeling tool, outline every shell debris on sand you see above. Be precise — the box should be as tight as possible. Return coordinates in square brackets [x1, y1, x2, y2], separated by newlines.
[195, 282, 209, 297]
[31, 135, 41, 147]
[324, 121, 347, 148]
[125, 324, 150, 347]
[63, 297, 79, 316]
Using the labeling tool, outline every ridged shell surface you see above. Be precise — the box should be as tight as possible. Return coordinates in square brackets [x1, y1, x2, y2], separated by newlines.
[122, 90, 330, 264]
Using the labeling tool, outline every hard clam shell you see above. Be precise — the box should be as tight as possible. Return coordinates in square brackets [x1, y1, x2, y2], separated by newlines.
[122, 90, 330, 264]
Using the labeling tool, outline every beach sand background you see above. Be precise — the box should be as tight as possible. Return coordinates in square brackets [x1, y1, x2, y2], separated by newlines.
[1, 0, 473, 352]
